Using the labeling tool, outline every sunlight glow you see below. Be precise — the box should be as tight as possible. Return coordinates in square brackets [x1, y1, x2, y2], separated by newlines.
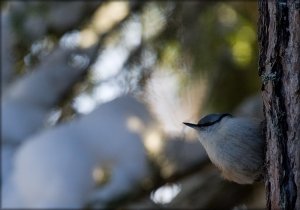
[145, 70, 206, 136]
[91, 15, 142, 82]
[79, 29, 98, 48]
[126, 116, 144, 133]
[217, 4, 237, 27]
[92, 167, 106, 185]
[92, 2, 129, 35]
[144, 129, 163, 155]
[230, 25, 255, 67]
[142, 3, 167, 40]
[232, 41, 252, 66]
[237, 26, 256, 42]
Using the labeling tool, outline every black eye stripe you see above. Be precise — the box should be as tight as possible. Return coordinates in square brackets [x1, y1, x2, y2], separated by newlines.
[197, 113, 232, 127]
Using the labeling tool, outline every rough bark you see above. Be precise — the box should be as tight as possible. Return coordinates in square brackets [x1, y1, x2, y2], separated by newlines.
[258, 0, 300, 209]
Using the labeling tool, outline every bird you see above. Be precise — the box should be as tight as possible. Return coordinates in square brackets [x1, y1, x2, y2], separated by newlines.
[183, 113, 264, 184]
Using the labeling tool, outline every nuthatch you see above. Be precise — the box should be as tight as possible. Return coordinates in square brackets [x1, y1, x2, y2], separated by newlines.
[184, 113, 264, 184]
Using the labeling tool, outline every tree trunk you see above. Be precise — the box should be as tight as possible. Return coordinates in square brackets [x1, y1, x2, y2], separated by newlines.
[258, 0, 300, 209]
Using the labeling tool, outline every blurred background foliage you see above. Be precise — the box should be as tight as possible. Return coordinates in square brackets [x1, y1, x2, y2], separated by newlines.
[2, 1, 264, 208]
[2, 1, 260, 117]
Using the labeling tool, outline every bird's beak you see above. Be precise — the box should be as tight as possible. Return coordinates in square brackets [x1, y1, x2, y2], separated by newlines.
[183, 122, 199, 129]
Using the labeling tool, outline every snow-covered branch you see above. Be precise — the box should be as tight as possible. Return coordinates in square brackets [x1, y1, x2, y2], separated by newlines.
[2, 96, 152, 208]
[2, 45, 99, 145]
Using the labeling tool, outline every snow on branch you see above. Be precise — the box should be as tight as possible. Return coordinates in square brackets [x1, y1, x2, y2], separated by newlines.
[2, 45, 99, 145]
[2, 96, 152, 208]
